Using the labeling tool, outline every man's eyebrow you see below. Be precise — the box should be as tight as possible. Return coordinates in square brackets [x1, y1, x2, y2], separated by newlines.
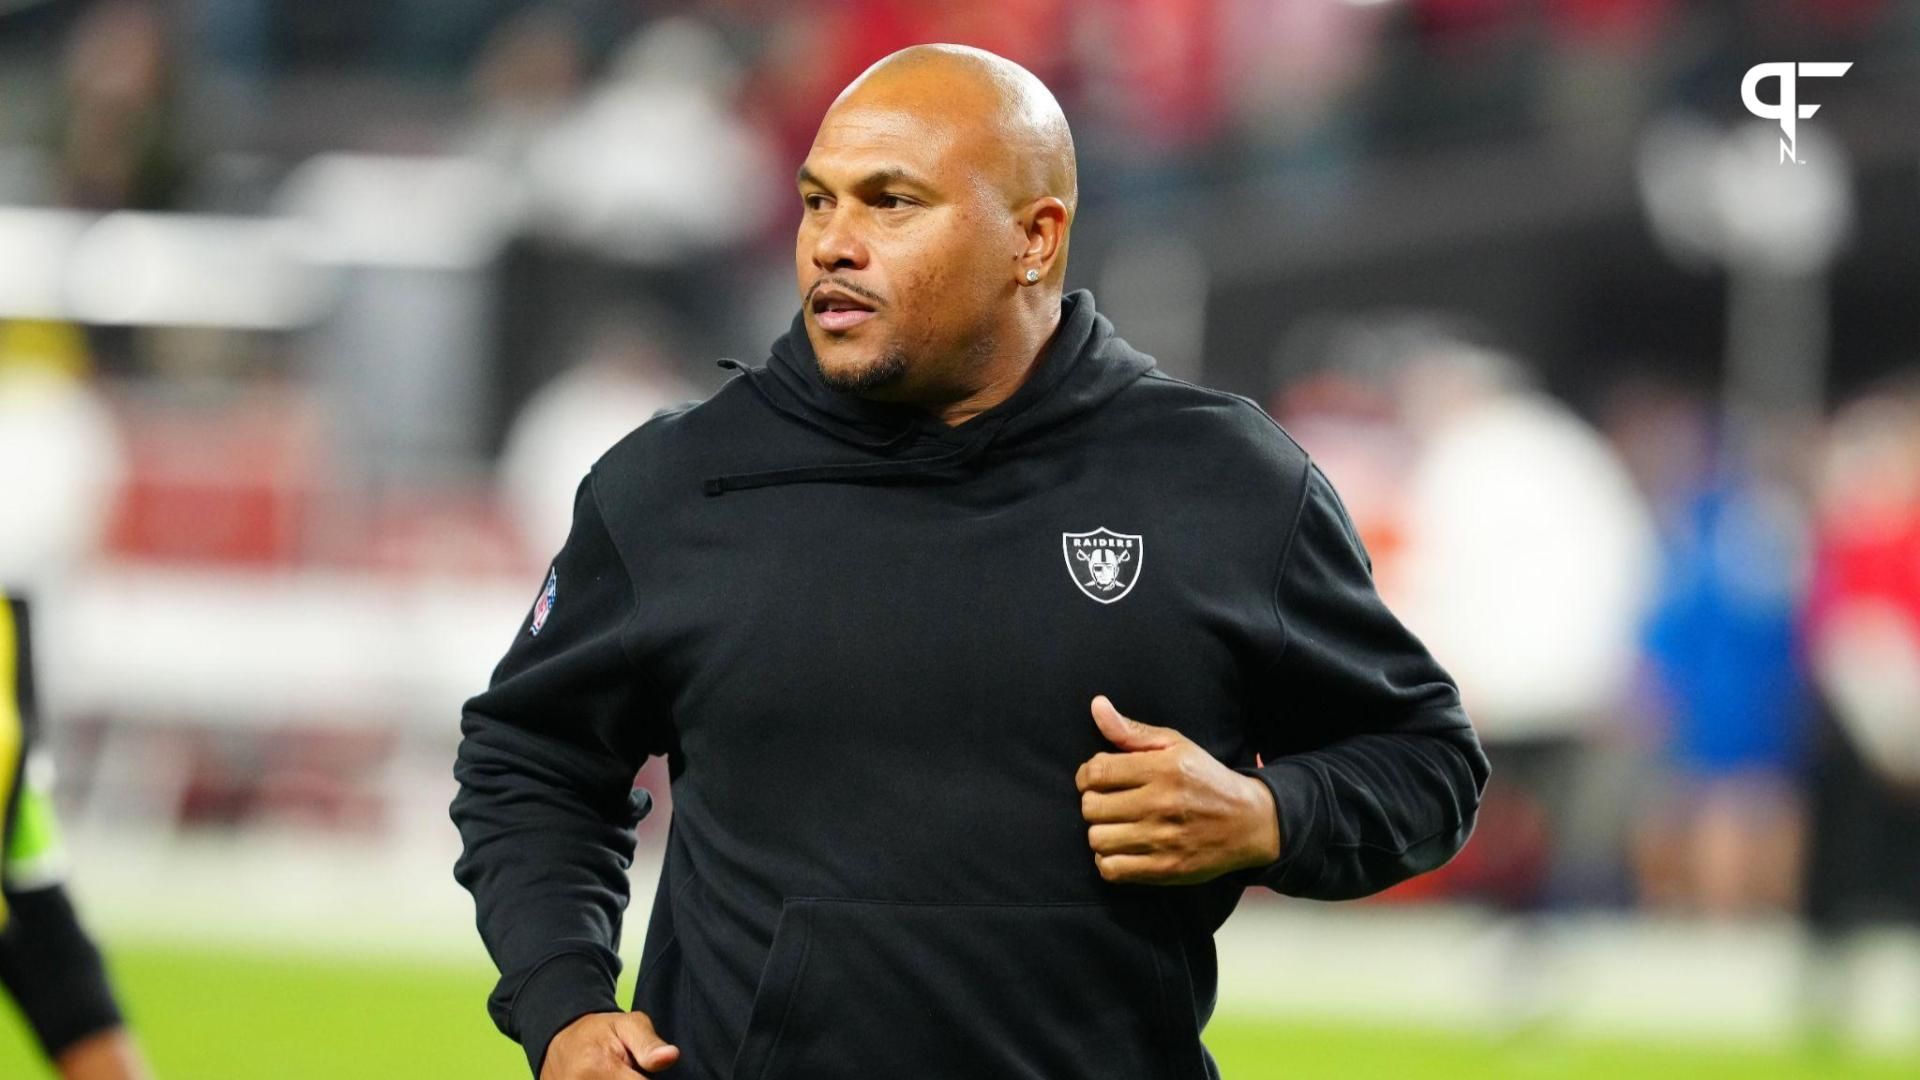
[796, 164, 933, 192]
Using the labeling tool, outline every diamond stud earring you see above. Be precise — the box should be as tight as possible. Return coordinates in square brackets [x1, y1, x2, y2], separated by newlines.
[1024, 269, 1040, 283]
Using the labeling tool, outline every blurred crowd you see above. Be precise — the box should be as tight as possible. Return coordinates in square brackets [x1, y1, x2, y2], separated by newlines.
[4, 2, 1911, 222]
[2, 0, 1920, 945]
[1271, 319, 1920, 941]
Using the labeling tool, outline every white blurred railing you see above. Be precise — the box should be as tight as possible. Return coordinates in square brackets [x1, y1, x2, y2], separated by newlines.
[39, 566, 529, 728]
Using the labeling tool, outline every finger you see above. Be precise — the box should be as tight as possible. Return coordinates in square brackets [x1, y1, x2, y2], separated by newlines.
[613, 1013, 680, 1074]
[1087, 822, 1157, 855]
[637, 1048, 680, 1076]
[1093, 851, 1172, 884]
[1080, 786, 1155, 823]
[1091, 695, 1179, 752]
[1076, 751, 1154, 793]
[575, 1045, 645, 1080]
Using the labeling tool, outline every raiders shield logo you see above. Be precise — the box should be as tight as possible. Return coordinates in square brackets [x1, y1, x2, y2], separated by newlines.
[1062, 528, 1143, 604]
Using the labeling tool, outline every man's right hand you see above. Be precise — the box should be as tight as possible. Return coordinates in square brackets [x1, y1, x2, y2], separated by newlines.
[541, 1011, 680, 1079]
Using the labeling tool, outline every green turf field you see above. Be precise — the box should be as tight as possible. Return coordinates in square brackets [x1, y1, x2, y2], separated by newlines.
[3, 942, 1916, 1078]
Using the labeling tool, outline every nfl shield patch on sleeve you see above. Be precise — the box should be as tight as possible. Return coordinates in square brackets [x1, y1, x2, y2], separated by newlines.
[530, 566, 557, 636]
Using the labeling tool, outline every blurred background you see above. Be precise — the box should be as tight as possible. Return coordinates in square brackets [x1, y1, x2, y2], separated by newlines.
[3, 0, 1919, 1077]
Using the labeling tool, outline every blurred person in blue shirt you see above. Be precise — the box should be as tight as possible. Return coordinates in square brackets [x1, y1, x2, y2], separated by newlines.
[1615, 383, 1812, 917]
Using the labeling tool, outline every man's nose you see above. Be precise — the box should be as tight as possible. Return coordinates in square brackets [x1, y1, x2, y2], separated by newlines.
[811, 207, 869, 273]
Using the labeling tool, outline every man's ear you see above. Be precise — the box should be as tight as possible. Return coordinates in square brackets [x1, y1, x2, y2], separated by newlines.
[1017, 196, 1069, 281]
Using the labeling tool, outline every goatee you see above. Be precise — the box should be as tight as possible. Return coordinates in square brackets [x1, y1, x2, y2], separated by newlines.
[819, 345, 910, 394]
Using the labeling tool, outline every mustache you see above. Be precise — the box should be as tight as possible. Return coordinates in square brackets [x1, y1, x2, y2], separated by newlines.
[807, 277, 884, 308]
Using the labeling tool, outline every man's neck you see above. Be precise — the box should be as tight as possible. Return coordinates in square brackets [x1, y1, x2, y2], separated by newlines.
[929, 304, 1064, 428]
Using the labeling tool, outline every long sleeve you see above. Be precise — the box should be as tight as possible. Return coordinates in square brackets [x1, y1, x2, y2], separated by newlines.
[450, 469, 666, 1078]
[0, 883, 126, 1060]
[1235, 462, 1489, 901]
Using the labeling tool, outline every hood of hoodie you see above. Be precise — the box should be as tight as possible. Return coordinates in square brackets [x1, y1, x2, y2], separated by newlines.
[703, 288, 1154, 496]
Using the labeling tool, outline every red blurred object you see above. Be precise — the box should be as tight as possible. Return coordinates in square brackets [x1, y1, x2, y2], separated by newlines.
[103, 387, 326, 566]
[1369, 782, 1551, 905]
[1805, 507, 1920, 642]
[741, 0, 1075, 173]
[358, 487, 526, 577]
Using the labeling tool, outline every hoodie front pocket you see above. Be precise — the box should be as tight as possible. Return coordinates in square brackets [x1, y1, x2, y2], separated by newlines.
[727, 896, 1206, 1080]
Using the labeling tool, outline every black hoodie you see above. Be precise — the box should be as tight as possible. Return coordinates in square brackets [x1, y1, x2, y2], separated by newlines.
[451, 289, 1488, 1079]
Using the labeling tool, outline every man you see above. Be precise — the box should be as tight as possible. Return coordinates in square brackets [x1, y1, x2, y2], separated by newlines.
[451, 44, 1487, 1080]
[0, 595, 153, 1080]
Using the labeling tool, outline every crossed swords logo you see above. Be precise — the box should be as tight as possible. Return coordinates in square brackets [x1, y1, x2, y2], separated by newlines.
[1076, 546, 1132, 590]
[1062, 528, 1144, 604]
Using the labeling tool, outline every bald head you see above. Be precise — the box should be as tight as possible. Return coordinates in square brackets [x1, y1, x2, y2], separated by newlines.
[827, 44, 1077, 220]
[793, 44, 1079, 419]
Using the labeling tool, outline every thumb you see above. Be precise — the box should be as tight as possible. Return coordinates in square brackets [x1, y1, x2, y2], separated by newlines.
[1091, 694, 1177, 751]
[614, 1011, 679, 1073]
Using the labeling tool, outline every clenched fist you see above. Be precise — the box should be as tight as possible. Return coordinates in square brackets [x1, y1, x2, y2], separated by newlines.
[542, 1010, 679, 1079]
[1075, 695, 1282, 885]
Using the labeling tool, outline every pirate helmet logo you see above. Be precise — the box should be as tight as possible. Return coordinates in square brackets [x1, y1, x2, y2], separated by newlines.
[1062, 528, 1144, 604]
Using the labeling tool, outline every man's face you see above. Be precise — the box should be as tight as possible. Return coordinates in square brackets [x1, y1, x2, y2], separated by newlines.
[795, 102, 1012, 399]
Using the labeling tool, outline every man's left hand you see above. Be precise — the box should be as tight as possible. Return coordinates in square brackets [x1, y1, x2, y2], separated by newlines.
[1074, 695, 1282, 885]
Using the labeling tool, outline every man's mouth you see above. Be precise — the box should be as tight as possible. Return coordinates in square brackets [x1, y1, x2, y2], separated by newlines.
[811, 289, 877, 332]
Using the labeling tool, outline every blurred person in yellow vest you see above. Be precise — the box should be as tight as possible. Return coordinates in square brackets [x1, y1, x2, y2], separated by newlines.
[1, 595, 153, 1080]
